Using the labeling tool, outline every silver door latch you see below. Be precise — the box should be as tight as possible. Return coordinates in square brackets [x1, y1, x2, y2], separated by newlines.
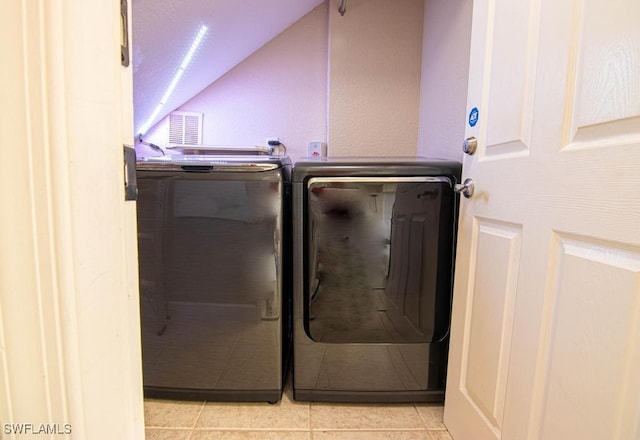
[455, 178, 475, 198]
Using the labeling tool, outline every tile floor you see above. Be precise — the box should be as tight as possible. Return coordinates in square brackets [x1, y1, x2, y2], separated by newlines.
[144, 375, 452, 440]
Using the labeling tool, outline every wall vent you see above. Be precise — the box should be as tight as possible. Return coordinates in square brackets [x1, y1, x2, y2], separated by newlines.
[169, 111, 202, 145]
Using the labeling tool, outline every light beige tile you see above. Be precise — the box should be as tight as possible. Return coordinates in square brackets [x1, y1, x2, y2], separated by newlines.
[312, 430, 431, 440]
[190, 431, 310, 440]
[145, 428, 192, 440]
[310, 403, 423, 430]
[415, 404, 445, 430]
[144, 399, 204, 428]
[195, 392, 309, 430]
[425, 430, 453, 440]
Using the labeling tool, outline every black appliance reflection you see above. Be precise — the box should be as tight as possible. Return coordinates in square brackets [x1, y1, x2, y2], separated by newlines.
[306, 180, 452, 344]
[136, 173, 286, 401]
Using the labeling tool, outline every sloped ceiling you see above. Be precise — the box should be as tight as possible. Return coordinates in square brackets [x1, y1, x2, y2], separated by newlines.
[132, 0, 324, 135]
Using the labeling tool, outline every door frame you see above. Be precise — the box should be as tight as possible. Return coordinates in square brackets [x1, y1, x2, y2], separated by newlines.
[0, 1, 144, 438]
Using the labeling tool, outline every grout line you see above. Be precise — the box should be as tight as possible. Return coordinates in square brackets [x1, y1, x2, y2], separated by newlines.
[184, 400, 207, 439]
[414, 402, 450, 432]
[310, 428, 427, 432]
[146, 427, 193, 431]
[189, 428, 312, 432]
[414, 401, 429, 430]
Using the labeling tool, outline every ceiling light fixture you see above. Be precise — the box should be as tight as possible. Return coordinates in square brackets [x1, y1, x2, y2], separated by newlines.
[137, 24, 209, 136]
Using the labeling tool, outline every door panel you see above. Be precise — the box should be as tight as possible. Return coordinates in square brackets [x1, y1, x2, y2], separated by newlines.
[566, 0, 640, 147]
[530, 235, 640, 439]
[470, 0, 539, 159]
[573, 2, 640, 131]
[445, 0, 640, 438]
[462, 220, 521, 431]
[484, 0, 538, 156]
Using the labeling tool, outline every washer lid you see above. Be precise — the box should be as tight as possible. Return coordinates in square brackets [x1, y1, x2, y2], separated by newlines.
[137, 154, 290, 172]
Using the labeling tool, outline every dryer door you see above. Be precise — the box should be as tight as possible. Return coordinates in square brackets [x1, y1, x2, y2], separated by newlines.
[305, 176, 456, 344]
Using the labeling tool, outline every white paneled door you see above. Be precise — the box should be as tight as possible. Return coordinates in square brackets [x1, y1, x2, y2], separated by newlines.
[444, 0, 640, 439]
